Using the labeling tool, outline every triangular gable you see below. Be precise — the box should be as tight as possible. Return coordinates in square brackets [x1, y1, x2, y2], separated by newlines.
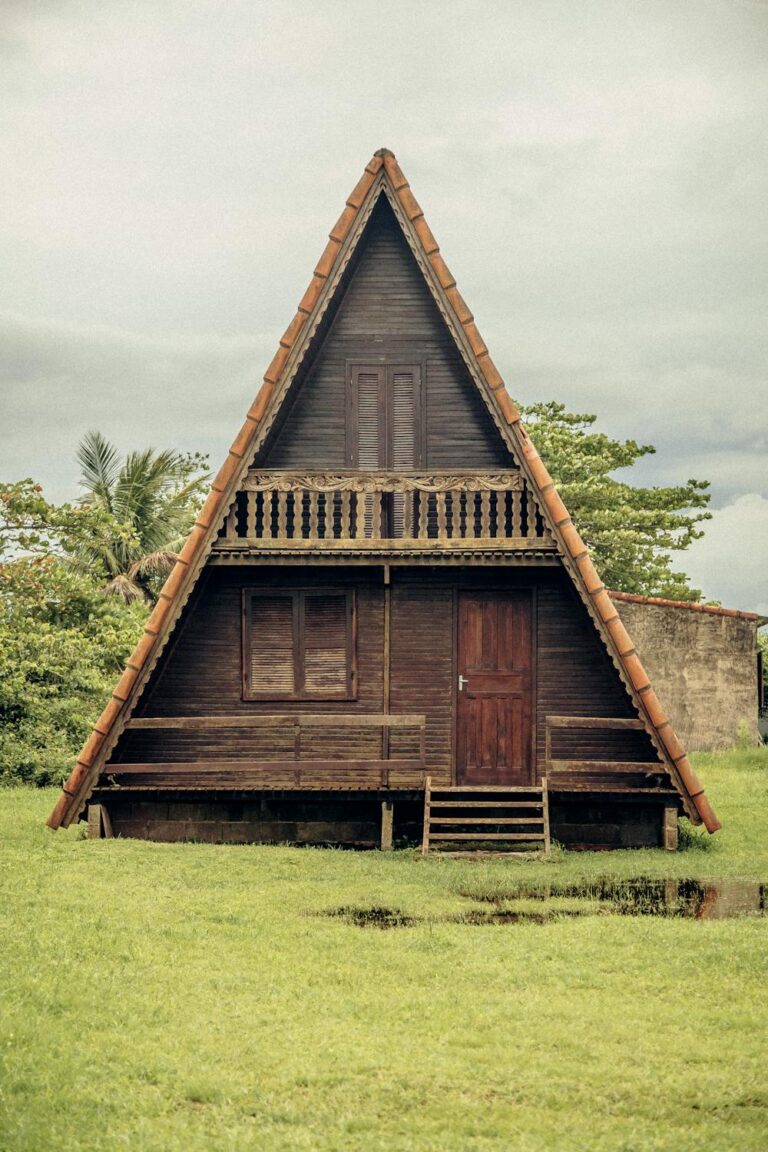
[47, 149, 719, 833]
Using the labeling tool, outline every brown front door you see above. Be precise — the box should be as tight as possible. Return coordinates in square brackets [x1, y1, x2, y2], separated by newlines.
[456, 591, 534, 785]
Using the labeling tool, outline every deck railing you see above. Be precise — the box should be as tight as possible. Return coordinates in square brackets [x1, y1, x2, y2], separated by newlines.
[111, 712, 427, 790]
[215, 470, 553, 549]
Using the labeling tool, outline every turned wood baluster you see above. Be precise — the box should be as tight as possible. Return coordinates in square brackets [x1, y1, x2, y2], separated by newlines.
[340, 491, 351, 539]
[418, 492, 429, 540]
[526, 488, 538, 537]
[309, 490, 319, 540]
[402, 487, 413, 538]
[480, 490, 491, 538]
[375, 491, 386, 539]
[511, 488, 523, 537]
[436, 491, 447, 540]
[245, 490, 257, 541]
[276, 490, 288, 539]
[224, 501, 238, 540]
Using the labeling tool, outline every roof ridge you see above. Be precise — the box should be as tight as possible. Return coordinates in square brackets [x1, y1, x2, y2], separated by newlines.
[46, 150, 719, 835]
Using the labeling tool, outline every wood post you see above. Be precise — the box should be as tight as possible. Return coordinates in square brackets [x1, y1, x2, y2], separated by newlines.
[87, 804, 113, 839]
[380, 799, 394, 851]
[662, 805, 678, 851]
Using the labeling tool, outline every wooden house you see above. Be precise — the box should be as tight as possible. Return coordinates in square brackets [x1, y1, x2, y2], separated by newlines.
[47, 149, 720, 852]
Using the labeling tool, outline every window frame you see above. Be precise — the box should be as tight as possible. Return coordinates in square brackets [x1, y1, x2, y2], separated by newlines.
[345, 359, 425, 468]
[241, 587, 357, 702]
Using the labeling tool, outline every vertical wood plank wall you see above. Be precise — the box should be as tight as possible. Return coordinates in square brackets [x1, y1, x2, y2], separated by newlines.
[262, 198, 512, 470]
[109, 567, 656, 779]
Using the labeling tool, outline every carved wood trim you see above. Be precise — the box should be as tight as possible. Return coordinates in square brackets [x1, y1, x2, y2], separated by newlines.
[243, 470, 524, 493]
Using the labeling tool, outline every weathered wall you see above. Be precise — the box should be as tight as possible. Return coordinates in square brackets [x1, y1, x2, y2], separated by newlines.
[614, 598, 762, 750]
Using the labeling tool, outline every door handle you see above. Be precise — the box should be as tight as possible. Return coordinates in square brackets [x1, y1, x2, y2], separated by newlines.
[458, 675, 468, 692]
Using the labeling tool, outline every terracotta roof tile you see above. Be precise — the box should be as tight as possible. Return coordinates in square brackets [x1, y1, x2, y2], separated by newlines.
[263, 345, 290, 386]
[247, 381, 275, 425]
[298, 274, 326, 316]
[313, 237, 341, 280]
[229, 416, 259, 459]
[211, 452, 241, 493]
[195, 489, 224, 531]
[445, 286, 473, 325]
[493, 387, 519, 424]
[381, 151, 408, 191]
[159, 558, 190, 603]
[429, 252, 456, 290]
[412, 215, 439, 255]
[478, 354, 505, 392]
[396, 185, 423, 222]
[93, 697, 124, 735]
[330, 203, 359, 243]
[112, 664, 140, 703]
[280, 311, 306, 349]
[129, 628, 161, 670]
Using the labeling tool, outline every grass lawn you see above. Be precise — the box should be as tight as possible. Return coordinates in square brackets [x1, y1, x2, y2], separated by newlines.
[1, 747, 767, 1152]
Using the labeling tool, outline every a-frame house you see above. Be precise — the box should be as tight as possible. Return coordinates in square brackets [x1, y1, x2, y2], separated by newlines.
[48, 149, 719, 851]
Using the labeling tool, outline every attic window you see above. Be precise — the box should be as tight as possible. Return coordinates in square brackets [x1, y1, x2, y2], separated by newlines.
[242, 589, 356, 701]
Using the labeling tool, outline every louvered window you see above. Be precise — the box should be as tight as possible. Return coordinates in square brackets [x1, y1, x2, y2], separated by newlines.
[347, 362, 422, 469]
[243, 589, 355, 700]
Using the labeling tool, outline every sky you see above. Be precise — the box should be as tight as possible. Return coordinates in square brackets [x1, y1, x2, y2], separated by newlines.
[1, 0, 766, 612]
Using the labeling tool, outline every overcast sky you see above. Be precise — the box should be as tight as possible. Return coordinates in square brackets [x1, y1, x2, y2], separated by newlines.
[1, 0, 766, 611]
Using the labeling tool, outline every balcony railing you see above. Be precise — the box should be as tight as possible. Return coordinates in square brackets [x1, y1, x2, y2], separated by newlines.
[214, 470, 555, 551]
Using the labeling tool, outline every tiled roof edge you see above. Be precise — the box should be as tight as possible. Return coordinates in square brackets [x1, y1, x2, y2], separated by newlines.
[609, 590, 764, 623]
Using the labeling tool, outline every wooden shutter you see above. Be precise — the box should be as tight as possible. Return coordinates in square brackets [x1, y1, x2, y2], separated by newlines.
[390, 369, 417, 468]
[243, 589, 354, 700]
[247, 594, 296, 696]
[302, 593, 351, 696]
[353, 367, 384, 468]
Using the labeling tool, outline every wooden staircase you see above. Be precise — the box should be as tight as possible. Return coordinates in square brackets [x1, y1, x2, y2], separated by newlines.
[421, 776, 550, 857]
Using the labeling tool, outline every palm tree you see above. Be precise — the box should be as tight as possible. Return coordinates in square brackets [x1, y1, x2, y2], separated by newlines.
[76, 431, 210, 602]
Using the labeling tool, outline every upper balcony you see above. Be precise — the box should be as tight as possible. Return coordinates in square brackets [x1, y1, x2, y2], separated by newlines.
[210, 470, 558, 563]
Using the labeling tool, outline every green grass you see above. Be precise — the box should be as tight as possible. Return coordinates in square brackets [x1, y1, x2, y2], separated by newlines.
[1, 747, 767, 1151]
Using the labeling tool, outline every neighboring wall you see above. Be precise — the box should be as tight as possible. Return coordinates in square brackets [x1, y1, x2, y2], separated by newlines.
[613, 594, 763, 750]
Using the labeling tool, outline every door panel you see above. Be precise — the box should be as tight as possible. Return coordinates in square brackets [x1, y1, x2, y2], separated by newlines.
[456, 592, 534, 785]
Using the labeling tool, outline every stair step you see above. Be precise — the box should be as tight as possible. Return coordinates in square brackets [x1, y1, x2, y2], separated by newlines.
[429, 800, 543, 809]
[422, 775, 551, 858]
[430, 832, 546, 841]
[429, 817, 544, 825]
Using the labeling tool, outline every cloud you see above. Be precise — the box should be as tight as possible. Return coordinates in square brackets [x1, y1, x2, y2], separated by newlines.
[680, 493, 768, 614]
[0, 310, 275, 501]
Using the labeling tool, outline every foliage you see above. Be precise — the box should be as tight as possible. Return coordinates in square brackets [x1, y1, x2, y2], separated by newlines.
[76, 430, 210, 601]
[0, 479, 147, 786]
[520, 401, 711, 599]
[758, 631, 768, 699]
[1, 749, 766, 1152]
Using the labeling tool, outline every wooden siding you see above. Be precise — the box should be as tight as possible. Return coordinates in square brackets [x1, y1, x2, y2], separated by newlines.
[107, 566, 660, 789]
[536, 574, 658, 767]
[263, 198, 511, 470]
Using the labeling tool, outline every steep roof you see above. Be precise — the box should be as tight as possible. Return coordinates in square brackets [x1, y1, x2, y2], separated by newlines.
[47, 148, 720, 834]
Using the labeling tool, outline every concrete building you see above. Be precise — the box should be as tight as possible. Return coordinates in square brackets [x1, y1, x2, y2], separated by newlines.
[611, 592, 766, 752]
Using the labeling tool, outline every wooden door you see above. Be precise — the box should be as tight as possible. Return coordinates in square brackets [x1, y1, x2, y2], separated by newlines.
[456, 591, 534, 785]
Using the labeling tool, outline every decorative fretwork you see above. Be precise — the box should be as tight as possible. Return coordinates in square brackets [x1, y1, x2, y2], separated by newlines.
[216, 470, 553, 550]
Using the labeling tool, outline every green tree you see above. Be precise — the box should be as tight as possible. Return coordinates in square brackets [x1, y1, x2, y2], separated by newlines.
[520, 401, 711, 600]
[76, 431, 210, 601]
[0, 480, 147, 785]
